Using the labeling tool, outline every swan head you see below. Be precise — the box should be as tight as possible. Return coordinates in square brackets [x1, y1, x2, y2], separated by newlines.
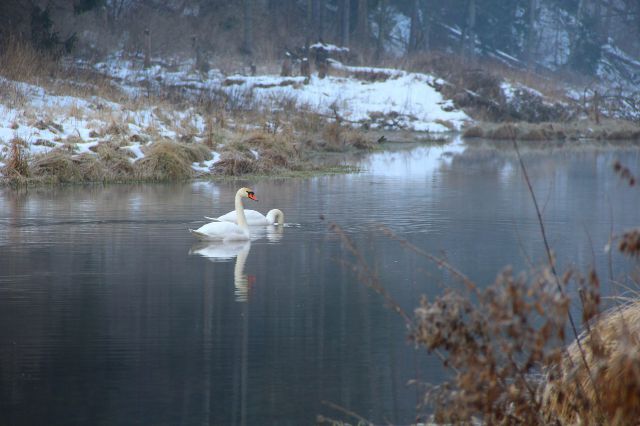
[238, 187, 258, 201]
[266, 209, 284, 225]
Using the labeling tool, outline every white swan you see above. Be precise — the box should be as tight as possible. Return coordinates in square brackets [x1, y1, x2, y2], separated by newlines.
[206, 208, 284, 226]
[189, 187, 258, 241]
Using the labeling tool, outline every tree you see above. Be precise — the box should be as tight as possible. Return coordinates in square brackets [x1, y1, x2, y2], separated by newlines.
[525, 0, 538, 68]
[461, 0, 476, 58]
[408, 0, 421, 53]
[341, 0, 350, 46]
[568, 11, 602, 74]
[355, 0, 369, 47]
[0, 0, 101, 54]
[242, 0, 253, 55]
[373, 0, 387, 60]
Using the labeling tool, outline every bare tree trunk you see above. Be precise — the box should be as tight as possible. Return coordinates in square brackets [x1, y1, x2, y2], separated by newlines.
[594, 0, 604, 44]
[375, 0, 386, 61]
[424, 5, 430, 51]
[526, 0, 537, 69]
[603, 0, 612, 42]
[341, 0, 350, 46]
[306, 0, 313, 48]
[318, 0, 325, 41]
[311, 0, 319, 41]
[285, 0, 294, 40]
[408, 0, 420, 54]
[267, 0, 278, 37]
[356, 0, 368, 47]
[144, 28, 151, 69]
[242, 0, 253, 56]
[463, 0, 476, 59]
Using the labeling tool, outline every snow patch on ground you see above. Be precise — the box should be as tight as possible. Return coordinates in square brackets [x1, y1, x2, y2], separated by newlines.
[0, 54, 477, 179]
[125, 143, 146, 162]
[192, 152, 220, 173]
[94, 55, 471, 132]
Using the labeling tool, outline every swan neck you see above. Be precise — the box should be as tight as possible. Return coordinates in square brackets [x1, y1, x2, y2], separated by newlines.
[234, 191, 249, 230]
[267, 209, 284, 225]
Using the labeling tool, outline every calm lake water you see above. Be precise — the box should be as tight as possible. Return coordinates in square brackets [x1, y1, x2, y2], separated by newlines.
[1, 139, 639, 425]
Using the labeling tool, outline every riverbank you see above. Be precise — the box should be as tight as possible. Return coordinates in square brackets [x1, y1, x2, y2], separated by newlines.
[0, 47, 470, 184]
[2, 46, 640, 185]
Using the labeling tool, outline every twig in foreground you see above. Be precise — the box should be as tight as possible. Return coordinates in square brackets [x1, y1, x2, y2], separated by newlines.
[511, 137, 602, 414]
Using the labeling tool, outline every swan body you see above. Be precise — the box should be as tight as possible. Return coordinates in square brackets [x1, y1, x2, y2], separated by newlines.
[190, 187, 257, 241]
[208, 208, 284, 226]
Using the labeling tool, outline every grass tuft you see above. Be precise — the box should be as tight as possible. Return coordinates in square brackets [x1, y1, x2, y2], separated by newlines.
[31, 150, 83, 183]
[134, 142, 196, 181]
[2, 138, 30, 181]
[212, 155, 257, 176]
[542, 301, 640, 424]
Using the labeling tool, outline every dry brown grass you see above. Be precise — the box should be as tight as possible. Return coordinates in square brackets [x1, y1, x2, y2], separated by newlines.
[464, 121, 640, 142]
[336, 222, 640, 424]
[0, 80, 29, 109]
[322, 122, 374, 151]
[6, 140, 215, 183]
[0, 39, 59, 83]
[462, 125, 485, 138]
[0, 39, 126, 104]
[212, 155, 257, 176]
[134, 141, 207, 181]
[95, 144, 135, 179]
[31, 150, 84, 183]
[291, 110, 326, 135]
[34, 149, 129, 183]
[1, 138, 30, 181]
[213, 129, 307, 175]
[542, 301, 640, 425]
[404, 50, 569, 103]
[331, 157, 640, 424]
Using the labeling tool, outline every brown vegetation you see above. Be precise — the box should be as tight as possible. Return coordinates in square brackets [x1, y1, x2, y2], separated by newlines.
[321, 122, 374, 151]
[134, 141, 209, 181]
[541, 301, 640, 425]
[31, 150, 86, 183]
[1, 138, 30, 181]
[331, 155, 640, 424]
[464, 120, 640, 141]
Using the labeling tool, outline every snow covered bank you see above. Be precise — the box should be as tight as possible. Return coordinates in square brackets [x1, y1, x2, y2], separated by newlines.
[93, 56, 471, 132]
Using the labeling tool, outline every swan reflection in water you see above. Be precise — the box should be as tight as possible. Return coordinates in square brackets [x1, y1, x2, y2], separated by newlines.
[189, 240, 253, 302]
[249, 224, 284, 243]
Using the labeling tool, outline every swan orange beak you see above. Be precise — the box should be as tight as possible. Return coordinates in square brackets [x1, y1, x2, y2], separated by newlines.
[247, 191, 258, 201]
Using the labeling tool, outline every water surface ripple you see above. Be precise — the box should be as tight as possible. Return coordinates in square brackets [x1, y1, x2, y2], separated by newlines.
[1, 140, 639, 425]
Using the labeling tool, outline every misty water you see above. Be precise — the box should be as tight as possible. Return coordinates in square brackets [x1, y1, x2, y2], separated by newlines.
[1, 139, 639, 425]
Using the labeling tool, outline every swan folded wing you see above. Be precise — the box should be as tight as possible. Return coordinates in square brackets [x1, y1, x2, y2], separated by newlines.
[191, 221, 249, 241]
[217, 209, 270, 226]
[216, 211, 238, 222]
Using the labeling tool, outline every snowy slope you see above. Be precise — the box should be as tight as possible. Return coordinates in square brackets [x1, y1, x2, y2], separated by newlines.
[93, 56, 470, 132]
